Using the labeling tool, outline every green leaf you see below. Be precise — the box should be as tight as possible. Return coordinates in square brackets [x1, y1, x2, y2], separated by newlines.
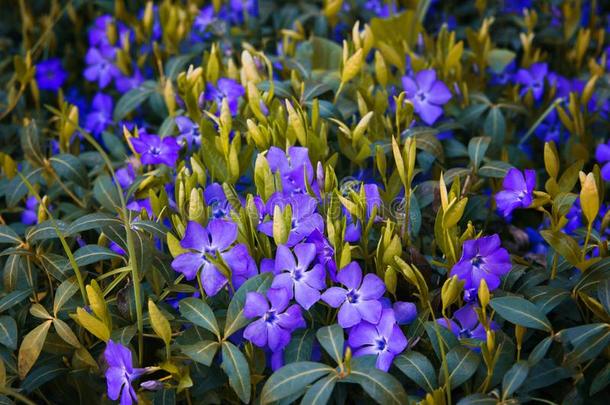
[598, 279, 610, 315]
[0, 316, 17, 349]
[395, 351, 438, 392]
[153, 389, 176, 405]
[148, 300, 172, 346]
[487, 49, 516, 73]
[93, 175, 121, 212]
[221, 341, 251, 403]
[300, 374, 338, 405]
[5, 167, 42, 207]
[468, 136, 490, 170]
[502, 361, 529, 398]
[21, 120, 44, 165]
[284, 329, 315, 364]
[528, 336, 553, 365]
[459, 104, 489, 125]
[71, 245, 123, 268]
[180, 340, 219, 366]
[21, 364, 67, 393]
[165, 54, 195, 79]
[540, 230, 581, 268]
[564, 326, 610, 366]
[590, 363, 610, 395]
[484, 107, 506, 145]
[26, 220, 69, 243]
[179, 298, 220, 338]
[424, 321, 459, 359]
[0, 289, 31, 312]
[0, 226, 21, 245]
[260, 361, 333, 404]
[49, 154, 89, 187]
[18, 320, 52, 379]
[224, 272, 273, 338]
[67, 213, 121, 235]
[456, 394, 498, 405]
[490, 296, 552, 331]
[53, 277, 78, 316]
[345, 366, 409, 405]
[316, 324, 344, 365]
[479, 160, 513, 178]
[440, 345, 481, 389]
[113, 82, 156, 121]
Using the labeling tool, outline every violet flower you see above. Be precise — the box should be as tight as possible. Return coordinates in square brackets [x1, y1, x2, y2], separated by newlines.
[595, 140, 610, 181]
[272, 243, 326, 310]
[266, 146, 315, 195]
[21, 196, 39, 225]
[258, 193, 324, 247]
[35, 58, 68, 91]
[515, 62, 548, 101]
[306, 229, 337, 281]
[85, 93, 114, 136]
[438, 304, 497, 343]
[495, 168, 536, 218]
[204, 78, 245, 115]
[450, 234, 511, 291]
[348, 308, 408, 371]
[175, 116, 200, 150]
[104, 340, 145, 405]
[131, 133, 180, 167]
[321, 262, 385, 328]
[171, 220, 256, 296]
[402, 69, 452, 125]
[84, 46, 120, 88]
[243, 287, 305, 352]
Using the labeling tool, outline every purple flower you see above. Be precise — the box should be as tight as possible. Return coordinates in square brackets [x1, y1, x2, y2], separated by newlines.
[266, 146, 315, 195]
[258, 193, 324, 247]
[22, 196, 39, 225]
[348, 308, 408, 371]
[495, 168, 536, 218]
[438, 304, 497, 342]
[35, 58, 68, 91]
[402, 69, 452, 125]
[84, 46, 120, 88]
[272, 243, 326, 310]
[175, 116, 200, 149]
[321, 262, 385, 328]
[104, 340, 145, 405]
[450, 234, 511, 291]
[306, 229, 337, 281]
[131, 133, 180, 166]
[204, 78, 245, 115]
[193, 6, 215, 32]
[116, 164, 136, 190]
[171, 220, 256, 296]
[243, 287, 305, 352]
[115, 69, 144, 93]
[595, 140, 610, 181]
[515, 63, 548, 101]
[343, 183, 382, 242]
[534, 110, 564, 144]
[85, 93, 114, 136]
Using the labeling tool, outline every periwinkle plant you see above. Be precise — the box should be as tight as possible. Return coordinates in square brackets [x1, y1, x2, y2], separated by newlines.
[2, 1, 610, 404]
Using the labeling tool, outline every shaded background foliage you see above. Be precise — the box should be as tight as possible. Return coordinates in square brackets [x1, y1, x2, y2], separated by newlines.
[0, 0, 610, 404]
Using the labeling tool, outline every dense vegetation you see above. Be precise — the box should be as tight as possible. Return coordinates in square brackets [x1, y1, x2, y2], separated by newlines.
[1, 0, 610, 404]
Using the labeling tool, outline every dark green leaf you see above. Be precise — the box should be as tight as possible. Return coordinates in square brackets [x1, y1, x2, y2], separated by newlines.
[424, 321, 459, 359]
[590, 363, 610, 395]
[260, 361, 333, 404]
[26, 220, 69, 243]
[528, 336, 553, 365]
[0, 316, 17, 349]
[113, 82, 156, 121]
[0, 226, 21, 245]
[284, 329, 315, 364]
[179, 298, 220, 338]
[440, 345, 480, 389]
[456, 394, 498, 405]
[49, 154, 89, 187]
[478, 160, 513, 178]
[67, 213, 121, 235]
[468, 136, 491, 170]
[502, 361, 529, 398]
[93, 175, 121, 212]
[0, 290, 31, 313]
[153, 389, 176, 405]
[221, 341, 251, 403]
[300, 374, 337, 405]
[316, 324, 344, 365]
[72, 245, 123, 267]
[21, 364, 67, 393]
[484, 107, 506, 145]
[344, 366, 409, 405]
[490, 296, 552, 331]
[181, 340, 219, 366]
[395, 351, 438, 392]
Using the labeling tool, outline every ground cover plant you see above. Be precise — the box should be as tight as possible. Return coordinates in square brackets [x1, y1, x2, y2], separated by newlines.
[0, 0, 609, 403]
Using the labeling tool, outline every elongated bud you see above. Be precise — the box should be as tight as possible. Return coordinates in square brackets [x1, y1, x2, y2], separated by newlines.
[341, 48, 364, 84]
[579, 171, 599, 226]
[478, 278, 490, 308]
[486, 330, 495, 354]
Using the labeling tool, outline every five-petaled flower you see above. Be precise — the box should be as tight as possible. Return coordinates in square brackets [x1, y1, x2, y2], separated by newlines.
[402, 69, 452, 125]
[595, 140, 610, 181]
[450, 234, 511, 291]
[131, 133, 180, 167]
[321, 262, 385, 328]
[272, 243, 326, 310]
[36, 58, 68, 91]
[204, 78, 245, 115]
[515, 62, 548, 101]
[495, 168, 536, 218]
[104, 340, 145, 405]
[348, 308, 408, 371]
[438, 304, 498, 344]
[266, 146, 315, 195]
[243, 287, 306, 352]
[171, 220, 256, 296]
